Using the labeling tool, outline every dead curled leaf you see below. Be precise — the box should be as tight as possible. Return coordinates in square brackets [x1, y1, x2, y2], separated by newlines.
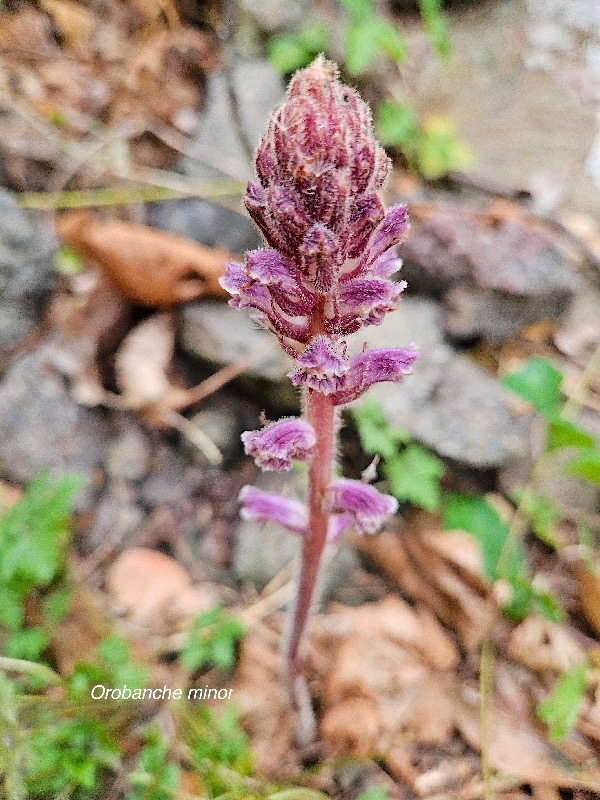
[575, 563, 600, 641]
[105, 546, 223, 631]
[312, 597, 600, 791]
[355, 528, 497, 651]
[114, 312, 179, 412]
[508, 614, 586, 673]
[56, 211, 230, 306]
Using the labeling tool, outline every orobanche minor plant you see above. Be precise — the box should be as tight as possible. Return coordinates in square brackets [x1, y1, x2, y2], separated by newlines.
[220, 56, 416, 738]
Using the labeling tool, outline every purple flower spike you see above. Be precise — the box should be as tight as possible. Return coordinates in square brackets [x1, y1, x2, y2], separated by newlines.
[289, 335, 348, 394]
[332, 345, 418, 405]
[324, 479, 398, 535]
[225, 57, 421, 716]
[239, 486, 308, 535]
[241, 417, 316, 471]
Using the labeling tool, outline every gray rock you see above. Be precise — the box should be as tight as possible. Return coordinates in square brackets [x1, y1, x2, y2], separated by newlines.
[181, 60, 284, 184]
[0, 348, 108, 506]
[232, 471, 361, 603]
[0, 190, 57, 353]
[399, 205, 579, 344]
[351, 298, 531, 468]
[178, 300, 298, 408]
[147, 199, 261, 255]
[84, 482, 144, 552]
[105, 422, 151, 482]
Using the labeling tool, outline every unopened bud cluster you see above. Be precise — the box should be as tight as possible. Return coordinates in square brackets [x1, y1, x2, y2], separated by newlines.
[220, 56, 416, 543]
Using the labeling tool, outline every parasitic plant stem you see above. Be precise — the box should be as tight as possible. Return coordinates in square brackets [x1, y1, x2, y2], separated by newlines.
[286, 389, 335, 704]
[220, 57, 417, 741]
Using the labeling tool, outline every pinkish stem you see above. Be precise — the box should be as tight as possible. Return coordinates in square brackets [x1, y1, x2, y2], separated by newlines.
[285, 387, 336, 741]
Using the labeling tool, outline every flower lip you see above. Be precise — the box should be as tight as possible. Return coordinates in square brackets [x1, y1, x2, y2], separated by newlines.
[324, 478, 398, 534]
[241, 417, 316, 471]
[239, 486, 308, 534]
[289, 335, 349, 395]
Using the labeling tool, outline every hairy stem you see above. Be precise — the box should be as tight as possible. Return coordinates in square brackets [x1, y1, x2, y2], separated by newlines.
[285, 388, 336, 741]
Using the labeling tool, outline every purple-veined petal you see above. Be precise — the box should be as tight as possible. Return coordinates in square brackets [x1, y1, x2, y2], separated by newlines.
[241, 417, 316, 471]
[331, 346, 417, 405]
[239, 486, 308, 534]
[324, 479, 398, 534]
[338, 278, 406, 327]
[362, 204, 409, 268]
[289, 335, 349, 394]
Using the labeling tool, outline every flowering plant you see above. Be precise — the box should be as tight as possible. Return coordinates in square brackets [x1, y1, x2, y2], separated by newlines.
[220, 56, 416, 738]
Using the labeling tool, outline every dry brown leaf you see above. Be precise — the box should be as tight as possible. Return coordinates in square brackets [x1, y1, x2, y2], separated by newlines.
[456, 694, 600, 789]
[106, 546, 191, 620]
[229, 626, 298, 778]
[114, 313, 177, 410]
[37, 0, 99, 53]
[508, 615, 586, 673]
[315, 597, 460, 758]
[0, 7, 56, 52]
[575, 564, 600, 641]
[56, 211, 230, 306]
[356, 529, 497, 650]
[50, 586, 111, 674]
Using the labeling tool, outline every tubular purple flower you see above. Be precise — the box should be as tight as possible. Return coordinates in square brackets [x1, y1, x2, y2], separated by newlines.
[241, 417, 316, 471]
[337, 277, 407, 327]
[289, 335, 348, 394]
[331, 345, 418, 405]
[223, 57, 421, 729]
[239, 486, 308, 535]
[324, 479, 398, 535]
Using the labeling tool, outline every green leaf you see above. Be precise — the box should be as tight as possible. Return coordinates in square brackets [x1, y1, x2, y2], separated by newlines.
[416, 115, 473, 178]
[358, 789, 388, 800]
[538, 662, 588, 743]
[0, 586, 24, 631]
[43, 587, 72, 623]
[565, 449, 600, 485]
[546, 418, 595, 453]
[55, 244, 84, 275]
[352, 399, 409, 460]
[373, 19, 406, 63]
[297, 21, 330, 53]
[515, 490, 561, 548]
[419, 0, 450, 57]
[375, 99, 419, 148]
[345, 18, 381, 76]
[385, 444, 444, 511]
[267, 35, 312, 75]
[501, 356, 562, 419]
[340, 0, 374, 22]
[180, 608, 244, 673]
[444, 493, 525, 583]
[531, 587, 564, 623]
[5, 627, 49, 660]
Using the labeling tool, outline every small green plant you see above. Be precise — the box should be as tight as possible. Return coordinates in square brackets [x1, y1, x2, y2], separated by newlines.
[24, 636, 148, 799]
[352, 396, 563, 622]
[501, 356, 600, 543]
[179, 607, 245, 674]
[357, 788, 388, 800]
[352, 398, 445, 512]
[0, 472, 81, 662]
[537, 661, 589, 743]
[125, 726, 180, 800]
